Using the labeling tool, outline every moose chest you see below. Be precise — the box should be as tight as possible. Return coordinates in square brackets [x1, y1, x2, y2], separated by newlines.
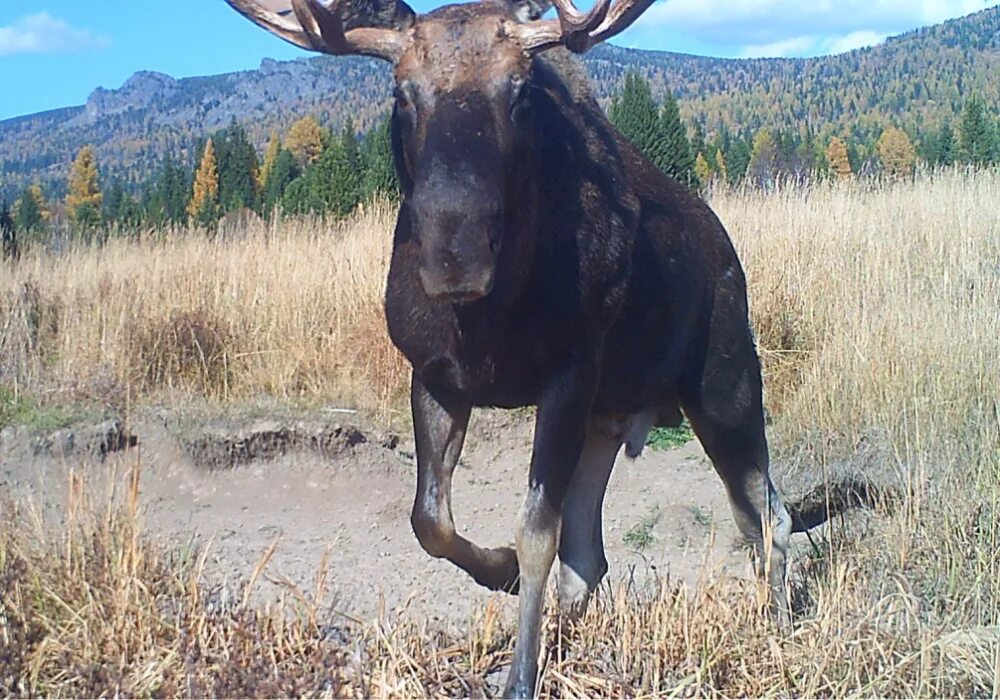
[386, 279, 589, 408]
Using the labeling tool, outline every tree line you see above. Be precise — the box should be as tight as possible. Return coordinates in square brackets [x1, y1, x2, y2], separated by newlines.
[1, 114, 397, 254]
[2, 72, 998, 258]
[608, 72, 1000, 189]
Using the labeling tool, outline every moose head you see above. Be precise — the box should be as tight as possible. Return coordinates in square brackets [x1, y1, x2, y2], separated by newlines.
[226, 0, 653, 302]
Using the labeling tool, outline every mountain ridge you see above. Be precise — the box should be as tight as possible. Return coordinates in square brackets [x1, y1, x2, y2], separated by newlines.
[1, 6, 997, 199]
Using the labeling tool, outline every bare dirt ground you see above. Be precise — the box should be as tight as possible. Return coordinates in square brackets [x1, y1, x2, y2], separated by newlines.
[1, 408, 771, 632]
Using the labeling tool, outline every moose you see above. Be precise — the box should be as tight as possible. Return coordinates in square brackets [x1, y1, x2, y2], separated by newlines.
[226, 0, 811, 695]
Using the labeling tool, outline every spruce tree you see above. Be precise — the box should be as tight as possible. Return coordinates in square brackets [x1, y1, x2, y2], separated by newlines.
[15, 183, 47, 235]
[659, 91, 696, 185]
[725, 137, 751, 186]
[215, 118, 260, 212]
[1, 200, 17, 261]
[103, 179, 126, 227]
[360, 116, 399, 201]
[609, 72, 666, 170]
[152, 154, 190, 226]
[334, 120, 363, 215]
[262, 148, 299, 217]
[960, 94, 993, 166]
[936, 121, 958, 166]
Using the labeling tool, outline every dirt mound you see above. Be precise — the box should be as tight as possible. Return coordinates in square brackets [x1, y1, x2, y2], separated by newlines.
[182, 420, 400, 470]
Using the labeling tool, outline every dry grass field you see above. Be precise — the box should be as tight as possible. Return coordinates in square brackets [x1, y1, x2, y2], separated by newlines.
[2, 169, 999, 696]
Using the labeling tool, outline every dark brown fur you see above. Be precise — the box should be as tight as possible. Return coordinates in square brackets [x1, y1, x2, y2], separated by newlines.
[382, 6, 794, 697]
[224, 2, 795, 696]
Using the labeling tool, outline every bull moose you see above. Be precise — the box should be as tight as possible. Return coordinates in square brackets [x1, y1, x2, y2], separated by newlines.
[226, 0, 806, 695]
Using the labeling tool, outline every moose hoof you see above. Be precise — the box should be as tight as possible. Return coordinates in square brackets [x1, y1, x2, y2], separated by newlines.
[502, 677, 535, 699]
[474, 546, 520, 594]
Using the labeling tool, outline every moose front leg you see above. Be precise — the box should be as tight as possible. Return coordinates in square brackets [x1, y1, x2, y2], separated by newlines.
[409, 373, 520, 591]
[504, 362, 598, 699]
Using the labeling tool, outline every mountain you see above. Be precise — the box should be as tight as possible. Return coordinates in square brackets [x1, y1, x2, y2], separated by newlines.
[1, 6, 997, 200]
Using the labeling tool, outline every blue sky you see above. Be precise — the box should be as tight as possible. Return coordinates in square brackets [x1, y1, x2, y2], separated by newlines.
[1, 0, 996, 121]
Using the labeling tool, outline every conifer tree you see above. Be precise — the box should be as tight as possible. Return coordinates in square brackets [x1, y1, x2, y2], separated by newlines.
[609, 72, 666, 170]
[15, 183, 48, 234]
[153, 154, 191, 226]
[215, 118, 260, 212]
[104, 179, 143, 230]
[960, 94, 993, 166]
[877, 126, 916, 179]
[189, 138, 220, 224]
[1, 200, 17, 261]
[262, 147, 299, 217]
[935, 121, 958, 166]
[66, 145, 103, 229]
[826, 137, 853, 179]
[360, 116, 399, 201]
[659, 91, 696, 185]
[725, 138, 751, 185]
[334, 121, 363, 214]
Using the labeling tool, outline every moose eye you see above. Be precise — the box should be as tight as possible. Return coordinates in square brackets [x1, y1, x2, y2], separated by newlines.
[394, 82, 416, 114]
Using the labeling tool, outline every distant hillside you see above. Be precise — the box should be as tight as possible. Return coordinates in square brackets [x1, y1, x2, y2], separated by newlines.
[1, 5, 997, 199]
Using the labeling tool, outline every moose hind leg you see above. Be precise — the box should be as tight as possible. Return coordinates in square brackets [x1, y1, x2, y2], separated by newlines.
[689, 409, 792, 627]
[558, 423, 621, 618]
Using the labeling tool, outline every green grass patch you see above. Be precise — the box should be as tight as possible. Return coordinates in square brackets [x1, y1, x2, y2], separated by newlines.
[645, 420, 694, 450]
[623, 505, 662, 551]
[0, 388, 93, 432]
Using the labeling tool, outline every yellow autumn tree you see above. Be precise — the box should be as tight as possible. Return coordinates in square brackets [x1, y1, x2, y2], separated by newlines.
[286, 116, 326, 167]
[714, 148, 729, 184]
[259, 131, 281, 190]
[826, 137, 852, 180]
[878, 126, 916, 180]
[694, 152, 713, 185]
[188, 138, 219, 223]
[66, 145, 102, 227]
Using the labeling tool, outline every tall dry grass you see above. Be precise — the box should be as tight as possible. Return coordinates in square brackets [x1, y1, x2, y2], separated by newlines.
[0, 199, 408, 415]
[2, 171, 997, 458]
[1, 449, 997, 697]
[2, 169, 999, 696]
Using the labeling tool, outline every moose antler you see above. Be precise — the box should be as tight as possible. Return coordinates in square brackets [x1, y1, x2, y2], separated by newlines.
[225, 0, 412, 62]
[510, 0, 656, 54]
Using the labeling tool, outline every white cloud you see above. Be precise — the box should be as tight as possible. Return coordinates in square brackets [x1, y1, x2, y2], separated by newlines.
[634, 0, 995, 52]
[0, 12, 109, 57]
[741, 36, 815, 58]
[825, 30, 890, 53]
[739, 30, 890, 57]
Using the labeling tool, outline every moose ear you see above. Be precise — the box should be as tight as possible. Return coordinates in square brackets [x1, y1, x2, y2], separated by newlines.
[507, 0, 553, 22]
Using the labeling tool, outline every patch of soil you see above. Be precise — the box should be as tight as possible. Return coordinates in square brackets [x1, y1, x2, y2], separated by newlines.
[0, 408, 784, 627]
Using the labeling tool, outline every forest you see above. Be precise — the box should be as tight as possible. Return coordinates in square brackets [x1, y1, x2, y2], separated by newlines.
[1, 68, 997, 255]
